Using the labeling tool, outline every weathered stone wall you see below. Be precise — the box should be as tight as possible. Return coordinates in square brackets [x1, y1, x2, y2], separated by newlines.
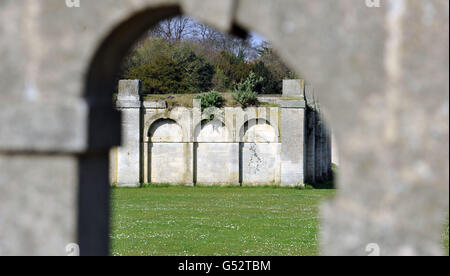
[111, 80, 324, 187]
[0, 0, 447, 256]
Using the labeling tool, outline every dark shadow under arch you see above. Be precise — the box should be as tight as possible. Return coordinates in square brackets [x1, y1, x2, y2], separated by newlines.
[239, 118, 273, 141]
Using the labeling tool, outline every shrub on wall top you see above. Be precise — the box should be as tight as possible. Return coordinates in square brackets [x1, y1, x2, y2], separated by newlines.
[233, 72, 262, 107]
[195, 91, 225, 110]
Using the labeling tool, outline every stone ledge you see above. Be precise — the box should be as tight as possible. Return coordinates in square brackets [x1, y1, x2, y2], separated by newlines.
[0, 100, 88, 153]
[0, 100, 120, 153]
[115, 100, 141, 109]
[280, 100, 306, 109]
[143, 101, 167, 109]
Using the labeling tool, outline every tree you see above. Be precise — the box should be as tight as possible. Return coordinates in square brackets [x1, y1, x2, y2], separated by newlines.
[122, 38, 215, 94]
[149, 16, 194, 43]
[253, 43, 297, 93]
[251, 61, 278, 94]
[173, 43, 215, 93]
[125, 54, 189, 94]
[213, 50, 252, 90]
[120, 16, 295, 95]
[233, 72, 262, 107]
[150, 16, 258, 61]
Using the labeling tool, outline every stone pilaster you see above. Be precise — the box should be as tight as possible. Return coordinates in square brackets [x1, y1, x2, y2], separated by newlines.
[112, 80, 142, 187]
[280, 80, 306, 186]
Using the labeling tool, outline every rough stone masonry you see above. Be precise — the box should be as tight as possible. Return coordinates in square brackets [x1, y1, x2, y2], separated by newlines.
[0, 0, 448, 256]
[110, 79, 332, 187]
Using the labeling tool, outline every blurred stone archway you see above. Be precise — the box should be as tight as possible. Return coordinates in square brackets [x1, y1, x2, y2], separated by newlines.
[0, 0, 448, 256]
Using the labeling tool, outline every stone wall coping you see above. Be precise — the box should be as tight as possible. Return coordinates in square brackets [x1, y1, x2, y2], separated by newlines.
[0, 100, 89, 153]
[115, 100, 141, 109]
[143, 101, 168, 109]
[280, 100, 306, 109]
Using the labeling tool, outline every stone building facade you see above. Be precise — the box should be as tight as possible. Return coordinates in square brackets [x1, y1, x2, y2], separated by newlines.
[111, 79, 333, 187]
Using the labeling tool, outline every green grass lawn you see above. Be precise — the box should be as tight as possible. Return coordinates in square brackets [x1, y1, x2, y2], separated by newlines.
[110, 186, 449, 256]
[110, 186, 335, 256]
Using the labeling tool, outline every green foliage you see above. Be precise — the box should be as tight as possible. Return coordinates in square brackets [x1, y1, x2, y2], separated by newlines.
[212, 68, 231, 91]
[233, 72, 263, 107]
[251, 61, 279, 94]
[121, 37, 297, 95]
[172, 44, 215, 93]
[213, 50, 252, 90]
[253, 43, 297, 93]
[195, 91, 225, 110]
[125, 55, 189, 94]
[123, 38, 215, 94]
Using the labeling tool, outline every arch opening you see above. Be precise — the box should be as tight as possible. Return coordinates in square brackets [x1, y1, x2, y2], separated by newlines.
[194, 119, 230, 143]
[193, 119, 237, 186]
[149, 118, 183, 142]
[81, 5, 338, 256]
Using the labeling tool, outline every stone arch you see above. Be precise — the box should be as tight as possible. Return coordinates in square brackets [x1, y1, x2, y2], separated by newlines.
[74, 0, 449, 257]
[80, 5, 185, 256]
[194, 119, 231, 143]
[84, 5, 181, 104]
[193, 119, 238, 185]
[146, 118, 192, 186]
[239, 118, 278, 143]
[148, 118, 183, 143]
[0, 0, 446, 257]
[144, 114, 184, 142]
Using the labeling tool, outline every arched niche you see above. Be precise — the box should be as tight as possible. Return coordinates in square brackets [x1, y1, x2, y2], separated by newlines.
[146, 118, 192, 186]
[193, 119, 238, 185]
[239, 119, 281, 186]
[240, 118, 277, 143]
[194, 119, 230, 143]
[149, 119, 183, 143]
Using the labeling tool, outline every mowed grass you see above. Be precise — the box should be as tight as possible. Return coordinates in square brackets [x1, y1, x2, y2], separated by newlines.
[110, 186, 335, 256]
[110, 186, 450, 256]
